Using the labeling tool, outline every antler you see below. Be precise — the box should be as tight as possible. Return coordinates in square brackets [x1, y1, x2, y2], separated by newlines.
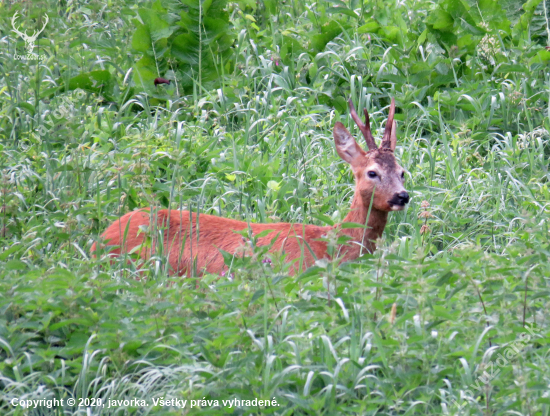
[31, 14, 49, 41]
[11, 12, 48, 42]
[390, 120, 397, 150]
[380, 98, 395, 149]
[348, 98, 377, 150]
[11, 12, 26, 38]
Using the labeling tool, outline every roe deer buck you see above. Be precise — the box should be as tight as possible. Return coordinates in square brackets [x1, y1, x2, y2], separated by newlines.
[91, 99, 409, 275]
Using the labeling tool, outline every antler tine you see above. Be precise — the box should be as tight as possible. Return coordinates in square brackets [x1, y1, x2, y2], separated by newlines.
[390, 120, 397, 150]
[348, 98, 377, 150]
[40, 14, 49, 32]
[11, 12, 24, 37]
[30, 14, 49, 40]
[381, 98, 395, 149]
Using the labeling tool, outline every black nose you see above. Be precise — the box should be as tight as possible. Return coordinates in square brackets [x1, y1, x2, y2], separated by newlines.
[396, 191, 410, 204]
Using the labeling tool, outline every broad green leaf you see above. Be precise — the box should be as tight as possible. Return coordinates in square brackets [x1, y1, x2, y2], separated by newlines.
[172, 33, 199, 65]
[512, 0, 544, 39]
[427, 9, 454, 31]
[358, 21, 380, 34]
[132, 23, 152, 52]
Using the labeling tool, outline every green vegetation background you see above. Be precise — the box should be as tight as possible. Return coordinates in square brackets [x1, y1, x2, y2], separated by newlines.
[0, 0, 549, 414]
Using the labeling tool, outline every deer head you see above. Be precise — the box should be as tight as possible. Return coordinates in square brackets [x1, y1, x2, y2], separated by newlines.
[11, 12, 49, 54]
[334, 98, 409, 212]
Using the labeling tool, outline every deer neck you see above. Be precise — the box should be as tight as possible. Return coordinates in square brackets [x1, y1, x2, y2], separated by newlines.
[338, 191, 388, 258]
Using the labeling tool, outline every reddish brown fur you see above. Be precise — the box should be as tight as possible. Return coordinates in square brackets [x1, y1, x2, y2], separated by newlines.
[91, 100, 408, 276]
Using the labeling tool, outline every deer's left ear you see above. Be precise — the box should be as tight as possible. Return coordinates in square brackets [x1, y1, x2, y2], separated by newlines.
[333, 122, 366, 166]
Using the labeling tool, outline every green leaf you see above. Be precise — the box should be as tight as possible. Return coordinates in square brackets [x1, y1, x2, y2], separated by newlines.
[311, 213, 334, 226]
[172, 33, 199, 65]
[254, 229, 275, 238]
[380, 26, 401, 43]
[529, 49, 550, 65]
[218, 248, 234, 266]
[5, 260, 26, 271]
[340, 222, 364, 229]
[309, 20, 349, 52]
[512, 0, 543, 39]
[0, 244, 21, 260]
[494, 64, 527, 74]
[266, 180, 280, 192]
[435, 271, 453, 286]
[67, 73, 93, 90]
[280, 35, 304, 62]
[18, 102, 35, 116]
[358, 21, 380, 34]
[457, 34, 474, 49]
[297, 266, 323, 279]
[152, 0, 166, 12]
[432, 305, 456, 320]
[203, 0, 214, 14]
[474, 0, 511, 33]
[63, 70, 114, 100]
[251, 289, 265, 303]
[134, 55, 158, 92]
[122, 340, 143, 354]
[149, 13, 173, 42]
[326, 7, 358, 19]
[132, 24, 152, 52]
[426, 9, 454, 31]
[417, 28, 428, 45]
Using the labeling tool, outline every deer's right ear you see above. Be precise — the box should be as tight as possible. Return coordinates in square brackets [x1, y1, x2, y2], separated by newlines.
[333, 122, 365, 165]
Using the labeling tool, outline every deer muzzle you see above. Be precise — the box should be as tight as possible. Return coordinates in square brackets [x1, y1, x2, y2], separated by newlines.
[388, 191, 410, 210]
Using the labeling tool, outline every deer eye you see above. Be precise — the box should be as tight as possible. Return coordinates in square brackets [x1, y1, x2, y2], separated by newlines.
[367, 171, 377, 178]
[401, 171, 405, 179]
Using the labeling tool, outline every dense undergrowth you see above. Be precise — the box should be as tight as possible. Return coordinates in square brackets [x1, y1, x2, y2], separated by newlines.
[0, 0, 549, 414]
